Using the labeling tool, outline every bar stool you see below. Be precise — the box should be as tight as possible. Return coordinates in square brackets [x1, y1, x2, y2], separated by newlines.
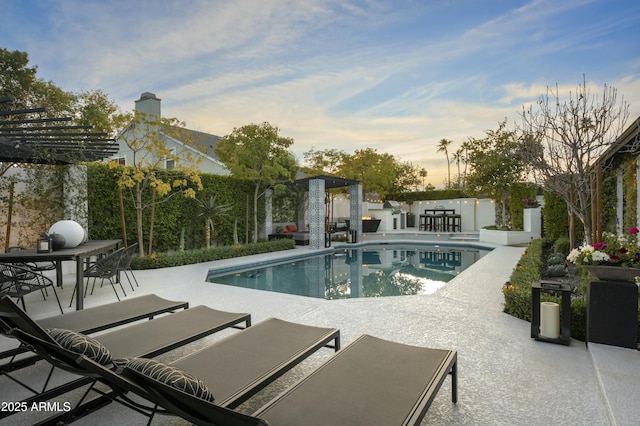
[432, 214, 445, 232]
[445, 214, 461, 232]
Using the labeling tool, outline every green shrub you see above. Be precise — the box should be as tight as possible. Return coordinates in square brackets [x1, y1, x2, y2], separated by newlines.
[131, 239, 295, 270]
[546, 264, 567, 277]
[509, 183, 538, 230]
[547, 253, 566, 265]
[554, 237, 571, 256]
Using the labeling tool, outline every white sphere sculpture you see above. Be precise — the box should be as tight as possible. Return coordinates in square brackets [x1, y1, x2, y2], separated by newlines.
[48, 220, 86, 248]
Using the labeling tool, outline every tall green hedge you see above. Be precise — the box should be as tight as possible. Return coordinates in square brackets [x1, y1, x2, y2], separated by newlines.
[542, 191, 569, 241]
[623, 155, 638, 232]
[387, 189, 469, 203]
[509, 183, 538, 230]
[86, 163, 264, 252]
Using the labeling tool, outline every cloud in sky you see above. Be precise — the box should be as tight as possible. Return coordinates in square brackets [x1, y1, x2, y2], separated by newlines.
[3, 0, 640, 187]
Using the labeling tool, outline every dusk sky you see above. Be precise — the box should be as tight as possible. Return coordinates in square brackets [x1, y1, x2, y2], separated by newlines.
[4, 0, 640, 187]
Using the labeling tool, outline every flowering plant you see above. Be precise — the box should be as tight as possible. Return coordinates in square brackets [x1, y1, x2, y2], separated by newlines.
[566, 228, 640, 268]
[522, 197, 540, 208]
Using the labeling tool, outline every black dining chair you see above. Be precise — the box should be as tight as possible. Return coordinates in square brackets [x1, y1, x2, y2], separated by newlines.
[68, 247, 127, 307]
[0, 262, 63, 315]
[117, 243, 139, 291]
[6, 246, 58, 273]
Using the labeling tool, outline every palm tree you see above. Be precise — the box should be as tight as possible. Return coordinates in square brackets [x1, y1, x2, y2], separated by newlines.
[452, 148, 463, 188]
[419, 168, 428, 191]
[460, 140, 472, 189]
[437, 139, 453, 188]
[196, 195, 233, 248]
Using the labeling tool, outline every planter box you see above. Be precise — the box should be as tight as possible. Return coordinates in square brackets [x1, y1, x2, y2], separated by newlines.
[587, 280, 638, 349]
[362, 219, 381, 233]
[479, 229, 534, 245]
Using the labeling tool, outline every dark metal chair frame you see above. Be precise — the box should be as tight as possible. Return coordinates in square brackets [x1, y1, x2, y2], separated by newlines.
[0, 295, 250, 420]
[69, 246, 126, 306]
[0, 262, 63, 315]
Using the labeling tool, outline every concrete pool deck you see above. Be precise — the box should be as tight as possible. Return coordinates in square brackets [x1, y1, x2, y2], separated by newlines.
[1, 243, 639, 425]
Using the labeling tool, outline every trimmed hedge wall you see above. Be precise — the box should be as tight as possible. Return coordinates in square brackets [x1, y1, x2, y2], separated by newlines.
[508, 183, 538, 230]
[386, 189, 469, 203]
[131, 238, 295, 269]
[86, 163, 265, 252]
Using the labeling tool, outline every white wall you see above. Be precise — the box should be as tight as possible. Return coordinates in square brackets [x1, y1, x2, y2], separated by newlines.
[330, 197, 496, 232]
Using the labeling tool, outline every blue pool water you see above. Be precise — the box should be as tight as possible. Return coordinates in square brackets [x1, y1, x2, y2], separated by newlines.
[206, 244, 491, 300]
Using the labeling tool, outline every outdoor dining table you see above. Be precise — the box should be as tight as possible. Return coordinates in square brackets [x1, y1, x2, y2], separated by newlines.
[0, 239, 121, 311]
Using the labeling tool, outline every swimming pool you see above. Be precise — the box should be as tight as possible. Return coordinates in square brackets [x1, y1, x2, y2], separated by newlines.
[206, 244, 492, 300]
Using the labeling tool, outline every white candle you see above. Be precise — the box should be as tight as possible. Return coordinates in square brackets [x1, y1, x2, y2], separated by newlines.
[540, 302, 560, 339]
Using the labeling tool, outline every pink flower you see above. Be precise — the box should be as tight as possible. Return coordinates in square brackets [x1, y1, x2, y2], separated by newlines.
[593, 242, 605, 250]
[630, 227, 639, 235]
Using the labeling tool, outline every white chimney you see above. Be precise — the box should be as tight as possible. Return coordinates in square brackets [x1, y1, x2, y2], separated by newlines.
[134, 92, 161, 118]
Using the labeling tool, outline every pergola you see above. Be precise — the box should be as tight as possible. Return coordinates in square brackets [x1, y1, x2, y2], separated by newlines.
[0, 97, 117, 166]
[0, 97, 117, 250]
[293, 175, 362, 249]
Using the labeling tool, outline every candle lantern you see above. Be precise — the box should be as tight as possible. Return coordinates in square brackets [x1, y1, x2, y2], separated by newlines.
[37, 232, 53, 253]
[531, 281, 572, 345]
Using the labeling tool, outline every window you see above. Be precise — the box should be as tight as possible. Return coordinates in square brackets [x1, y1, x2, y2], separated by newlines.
[164, 148, 176, 170]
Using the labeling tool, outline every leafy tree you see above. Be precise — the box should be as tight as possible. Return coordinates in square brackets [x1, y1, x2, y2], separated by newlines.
[302, 148, 346, 176]
[520, 77, 629, 245]
[303, 147, 421, 199]
[196, 195, 232, 248]
[0, 48, 119, 250]
[466, 120, 528, 227]
[0, 48, 37, 110]
[437, 138, 453, 188]
[216, 122, 297, 243]
[110, 111, 204, 256]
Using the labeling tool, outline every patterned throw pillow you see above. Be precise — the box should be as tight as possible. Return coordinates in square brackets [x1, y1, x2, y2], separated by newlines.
[46, 328, 112, 365]
[116, 357, 215, 402]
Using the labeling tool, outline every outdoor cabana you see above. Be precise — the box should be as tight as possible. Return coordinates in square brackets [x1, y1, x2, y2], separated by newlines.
[265, 175, 362, 249]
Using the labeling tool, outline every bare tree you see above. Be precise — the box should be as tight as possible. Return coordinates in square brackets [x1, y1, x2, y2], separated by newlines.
[520, 76, 629, 246]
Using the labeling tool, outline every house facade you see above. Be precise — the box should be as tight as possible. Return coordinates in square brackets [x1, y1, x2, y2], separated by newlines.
[595, 116, 640, 239]
[109, 92, 229, 175]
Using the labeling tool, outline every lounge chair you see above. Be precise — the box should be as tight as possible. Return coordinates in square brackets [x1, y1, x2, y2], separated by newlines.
[12, 328, 455, 425]
[2, 304, 340, 424]
[0, 294, 189, 371]
[253, 334, 457, 425]
[0, 295, 251, 419]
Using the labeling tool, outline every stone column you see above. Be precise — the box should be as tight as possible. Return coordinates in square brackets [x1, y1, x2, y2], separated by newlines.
[309, 179, 325, 249]
[64, 164, 88, 229]
[349, 184, 362, 241]
[264, 188, 273, 238]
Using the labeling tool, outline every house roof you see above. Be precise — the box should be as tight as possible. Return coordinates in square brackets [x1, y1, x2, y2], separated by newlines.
[165, 125, 224, 161]
[597, 115, 640, 168]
